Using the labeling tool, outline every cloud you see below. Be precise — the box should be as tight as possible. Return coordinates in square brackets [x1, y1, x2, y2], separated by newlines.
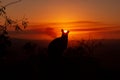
[37, 21, 105, 25]
[44, 27, 57, 38]
[66, 21, 102, 24]
[90, 29, 120, 39]
[9, 27, 57, 38]
[70, 26, 120, 32]
[95, 30, 120, 34]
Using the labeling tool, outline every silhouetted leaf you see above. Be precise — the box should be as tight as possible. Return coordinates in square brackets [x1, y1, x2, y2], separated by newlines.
[22, 21, 28, 29]
[6, 18, 15, 25]
[15, 25, 22, 31]
[0, 6, 6, 16]
[0, 25, 3, 31]
[3, 30, 8, 34]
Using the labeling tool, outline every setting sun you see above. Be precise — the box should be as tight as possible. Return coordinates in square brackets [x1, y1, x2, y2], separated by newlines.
[63, 30, 68, 33]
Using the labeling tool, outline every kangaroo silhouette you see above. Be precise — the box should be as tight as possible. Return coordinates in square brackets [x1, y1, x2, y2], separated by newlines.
[48, 29, 69, 59]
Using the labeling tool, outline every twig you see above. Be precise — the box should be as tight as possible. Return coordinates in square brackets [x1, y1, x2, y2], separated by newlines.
[4, 0, 22, 7]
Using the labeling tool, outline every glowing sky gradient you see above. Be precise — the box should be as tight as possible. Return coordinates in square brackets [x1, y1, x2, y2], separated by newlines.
[2, 0, 120, 24]
[1, 0, 120, 40]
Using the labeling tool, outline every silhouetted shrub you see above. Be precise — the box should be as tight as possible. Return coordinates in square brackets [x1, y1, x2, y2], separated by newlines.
[23, 42, 37, 54]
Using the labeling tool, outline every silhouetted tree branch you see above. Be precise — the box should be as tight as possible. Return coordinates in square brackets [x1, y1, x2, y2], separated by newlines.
[0, 0, 28, 33]
[4, 0, 22, 7]
[0, 0, 28, 57]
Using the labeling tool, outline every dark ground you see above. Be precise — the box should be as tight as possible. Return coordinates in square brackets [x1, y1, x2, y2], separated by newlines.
[0, 38, 120, 80]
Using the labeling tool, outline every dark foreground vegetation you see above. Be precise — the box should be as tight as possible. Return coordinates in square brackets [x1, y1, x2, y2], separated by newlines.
[0, 38, 120, 80]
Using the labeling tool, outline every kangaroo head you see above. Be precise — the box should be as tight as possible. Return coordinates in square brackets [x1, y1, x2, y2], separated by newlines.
[61, 29, 69, 38]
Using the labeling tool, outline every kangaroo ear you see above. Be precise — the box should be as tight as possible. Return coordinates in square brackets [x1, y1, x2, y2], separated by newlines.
[61, 29, 63, 32]
[68, 31, 69, 33]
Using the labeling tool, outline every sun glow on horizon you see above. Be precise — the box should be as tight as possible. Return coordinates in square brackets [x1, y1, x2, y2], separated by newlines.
[63, 30, 68, 33]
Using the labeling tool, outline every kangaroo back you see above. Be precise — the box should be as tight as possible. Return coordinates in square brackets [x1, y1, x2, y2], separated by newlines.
[48, 29, 69, 59]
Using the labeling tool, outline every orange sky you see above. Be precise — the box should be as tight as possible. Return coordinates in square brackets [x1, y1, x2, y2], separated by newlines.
[3, 0, 120, 24]
[9, 21, 120, 40]
[1, 0, 120, 40]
